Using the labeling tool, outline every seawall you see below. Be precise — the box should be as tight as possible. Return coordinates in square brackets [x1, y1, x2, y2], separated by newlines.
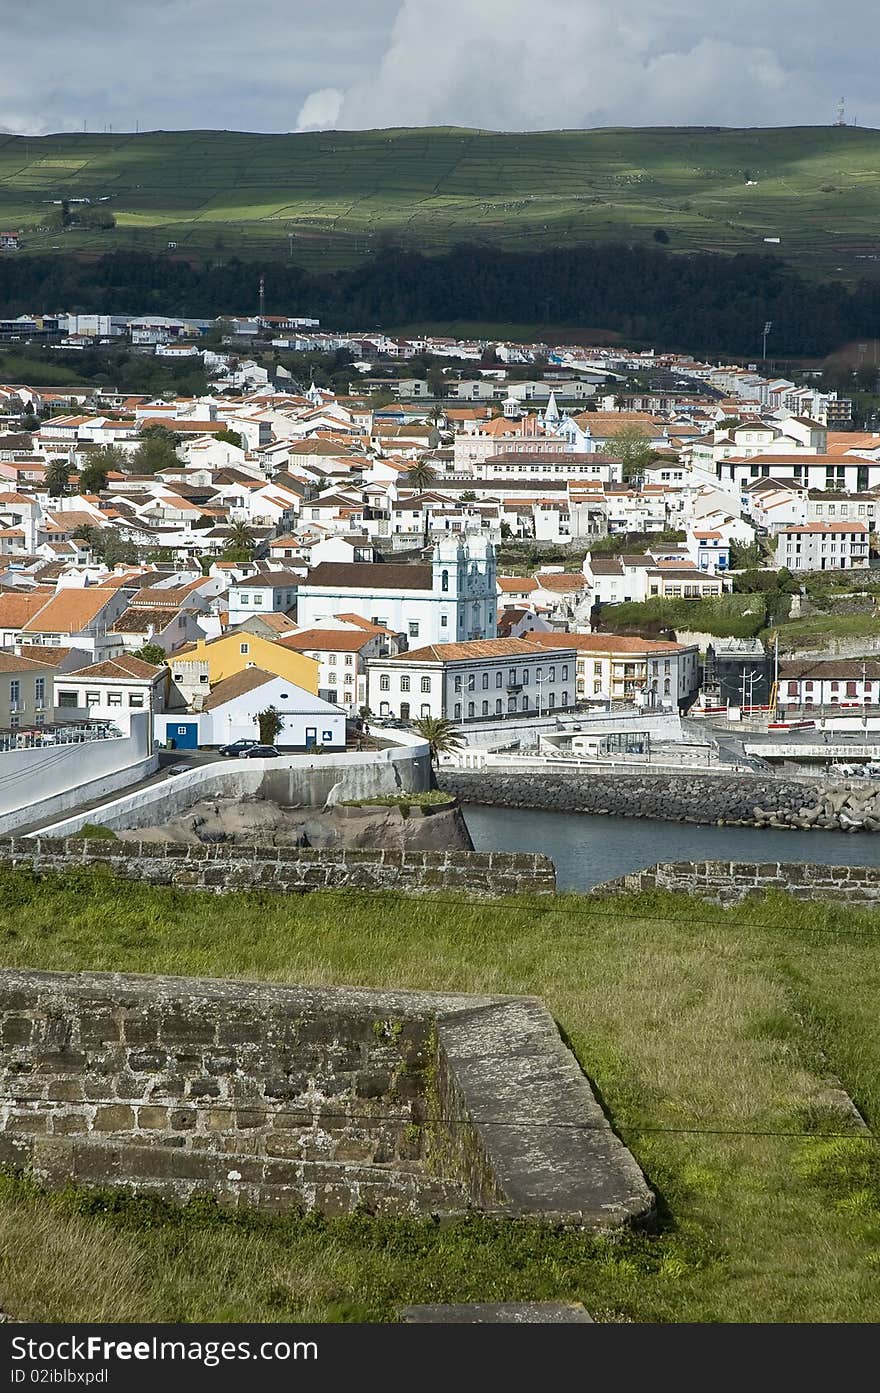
[0, 836, 556, 898]
[29, 738, 432, 838]
[437, 769, 880, 832]
[603, 860, 880, 907]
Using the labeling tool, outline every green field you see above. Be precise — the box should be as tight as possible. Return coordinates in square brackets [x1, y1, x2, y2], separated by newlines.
[2, 867, 880, 1322]
[1, 125, 879, 275]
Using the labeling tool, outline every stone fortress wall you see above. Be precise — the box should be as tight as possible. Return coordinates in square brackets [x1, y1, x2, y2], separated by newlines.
[0, 970, 653, 1229]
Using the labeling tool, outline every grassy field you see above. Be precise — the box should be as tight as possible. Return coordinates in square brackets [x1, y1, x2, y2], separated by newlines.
[1, 867, 880, 1322]
[1, 125, 879, 276]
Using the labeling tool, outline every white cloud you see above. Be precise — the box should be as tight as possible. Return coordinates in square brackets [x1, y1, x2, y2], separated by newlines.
[296, 88, 343, 132]
[336, 0, 880, 130]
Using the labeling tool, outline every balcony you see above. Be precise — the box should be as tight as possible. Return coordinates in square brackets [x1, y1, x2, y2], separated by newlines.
[506, 683, 523, 694]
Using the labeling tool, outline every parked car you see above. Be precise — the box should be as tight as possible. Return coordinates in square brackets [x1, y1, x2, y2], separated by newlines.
[239, 745, 280, 758]
[219, 739, 260, 756]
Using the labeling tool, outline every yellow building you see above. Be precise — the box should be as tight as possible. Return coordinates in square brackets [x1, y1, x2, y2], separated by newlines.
[171, 632, 319, 694]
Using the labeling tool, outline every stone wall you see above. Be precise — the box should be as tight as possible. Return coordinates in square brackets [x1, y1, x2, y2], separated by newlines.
[0, 837, 556, 898]
[602, 860, 880, 907]
[0, 970, 654, 1229]
[437, 769, 880, 832]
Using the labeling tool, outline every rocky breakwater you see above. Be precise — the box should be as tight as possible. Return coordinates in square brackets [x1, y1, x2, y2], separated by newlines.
[438, 769, 880, 833]
[752, 780, 880, 832]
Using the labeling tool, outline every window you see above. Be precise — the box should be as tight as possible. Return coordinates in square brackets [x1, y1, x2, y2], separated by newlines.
[400, 676, 410, 692]
[594, 662, 602, 675]
[522, 695, 529, 711]
[440, 614, 448, 628]
[548, 693, 555, 709]
[548, 666, 556, 682]
[509, 668, 516, 684]
[482, 700, 489, 716]
[467, 702, 475, 718]
[128, 693, 144, 707]
[34, 677, 45, 704]
[328, 654, 337, 666]
[594, 680, 602, 694]
[454, 702, 462, 719]
[380, 701, 390, 716]
[86, 691, 100, 707]
[344, 673, 353, 685]
[58, 690, 77, 709]
[408, 621, 420, 638]
[400, 702, 410, 720]
[380, 675, 390, 691]
[467, 674, 475, 692]
[454, 675, 462, 693]
[253, 594, 263, 606]
[9, 679, 20, 706]
[495, 699, 503, 714]
[482, 672, 489, 689]
[107, 691, 123, 706]
[495, 672, 503, 688]
[345, 655, 353, 666]
[239, 643, 249, 655]
[238, 593, 249, 606]
[441, 569, 449, 592]
[664, 680, 671, 696]
[561, 665, 569, 681]
[562, 691, 569, 706]
[420, 676, 431, 693]
[522, 669, 529, 685]
[507, 697, 516, 713]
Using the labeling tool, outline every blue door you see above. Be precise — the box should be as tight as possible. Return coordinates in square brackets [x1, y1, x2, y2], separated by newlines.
[171, 722, 199, 750]
[305, 727, 317, 749]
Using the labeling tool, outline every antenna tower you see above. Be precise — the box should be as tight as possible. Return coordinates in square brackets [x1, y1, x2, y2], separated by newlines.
[836, 97, 846, 127]
[258, 273, 265, 319]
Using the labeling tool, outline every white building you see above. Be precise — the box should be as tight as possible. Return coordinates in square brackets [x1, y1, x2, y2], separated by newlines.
[368, 637, 577, 724]
[155, 669, 346, 750]
[775, 522, 870, 572]
[295, 537, 497, 647]
[777, 660, 880, 710]
[522, 632, 699, 708]
[226, 571, 299, 626]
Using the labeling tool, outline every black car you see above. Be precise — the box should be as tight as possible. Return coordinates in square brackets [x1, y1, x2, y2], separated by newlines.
[219, 739, 260, 756]
[239, 745, 280, 758]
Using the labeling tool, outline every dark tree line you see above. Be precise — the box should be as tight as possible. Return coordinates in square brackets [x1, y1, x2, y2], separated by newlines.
[2, 243, 879, 357]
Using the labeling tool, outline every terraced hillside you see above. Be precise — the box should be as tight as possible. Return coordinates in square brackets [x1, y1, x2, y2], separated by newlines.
[0, 125, 879, 275]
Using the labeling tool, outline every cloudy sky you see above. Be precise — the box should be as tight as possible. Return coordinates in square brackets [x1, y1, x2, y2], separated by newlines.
[3, 0, 878, 135]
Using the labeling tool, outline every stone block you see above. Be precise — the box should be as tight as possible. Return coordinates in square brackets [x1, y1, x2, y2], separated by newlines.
[1, 1016, 33, 1045]
[93, 1104, 135, 1132]
[136, 1106, 169, 1130]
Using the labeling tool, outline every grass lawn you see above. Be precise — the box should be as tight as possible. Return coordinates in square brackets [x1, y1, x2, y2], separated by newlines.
[1, 867, 880, 1322]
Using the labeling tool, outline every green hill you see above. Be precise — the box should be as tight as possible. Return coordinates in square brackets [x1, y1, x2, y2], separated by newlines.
[1, 125, 879, 276]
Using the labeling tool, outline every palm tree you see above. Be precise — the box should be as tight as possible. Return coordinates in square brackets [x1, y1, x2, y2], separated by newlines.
[411, 715, 464, 761]
[224, 520, 255, 557]
[404, 460, 439, 492]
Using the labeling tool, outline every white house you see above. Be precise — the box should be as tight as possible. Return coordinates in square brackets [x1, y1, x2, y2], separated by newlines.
[226, 571, 299, 626]
[54, 655, 167, 718]
[686, 528, 730, 574]
[296, 537, 497, 647]
[522, 632, 699, 708]
[155, 668, 346, 750]
[368, 637, 578, 724]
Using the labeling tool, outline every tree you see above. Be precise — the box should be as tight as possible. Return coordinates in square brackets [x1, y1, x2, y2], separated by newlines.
[72, 524, 138, 568]
[131, 424, 182, 474]
[224, 520, 255, 558]
[78, 445, 125, 494]
[410, 715, 464, 761]
[370, 388, 397, 408]
[459, 490, 477, 502]
[257, 706, 284, 746]
[132, 643, 167, 667]
[404, 460, 439, 491]
[213, 428, 243, 448]
[45, 459, 70, 497]
[427, 365, 447, 399]
[609, 424, 654, 481]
